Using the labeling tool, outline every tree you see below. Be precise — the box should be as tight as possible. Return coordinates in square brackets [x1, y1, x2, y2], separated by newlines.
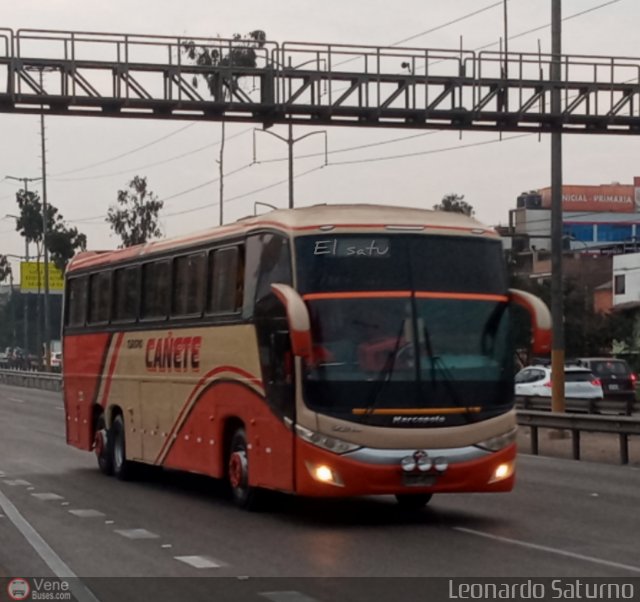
[106, 176, 163, 248]
[15, 189, 87, 271]
[182, 30, 267, 101]
[182, 30, 267, 224]
[433, 193, 475, 217]
[0, 254, 11, 284]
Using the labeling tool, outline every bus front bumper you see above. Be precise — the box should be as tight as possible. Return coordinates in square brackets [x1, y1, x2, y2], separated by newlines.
[295, 439, 516, 498]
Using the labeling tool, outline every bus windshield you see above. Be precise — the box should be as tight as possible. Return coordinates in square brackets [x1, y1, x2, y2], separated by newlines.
[295, 234, 513, 426]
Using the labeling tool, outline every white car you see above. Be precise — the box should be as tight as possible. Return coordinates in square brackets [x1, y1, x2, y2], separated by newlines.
[515, 365, 603, 399]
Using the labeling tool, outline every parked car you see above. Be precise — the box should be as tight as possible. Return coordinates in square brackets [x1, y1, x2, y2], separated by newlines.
[515, 365, 604, 400]
[574, 357, 636, 403]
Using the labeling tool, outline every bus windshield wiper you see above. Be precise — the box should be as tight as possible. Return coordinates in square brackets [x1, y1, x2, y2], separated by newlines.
[362, 321, 406, 421]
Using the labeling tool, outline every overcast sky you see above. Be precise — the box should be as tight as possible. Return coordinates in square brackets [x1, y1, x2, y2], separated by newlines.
[1, 0, 639, 268]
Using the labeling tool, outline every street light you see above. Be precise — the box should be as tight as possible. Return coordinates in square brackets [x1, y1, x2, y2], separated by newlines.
[253, 125, 328, 209]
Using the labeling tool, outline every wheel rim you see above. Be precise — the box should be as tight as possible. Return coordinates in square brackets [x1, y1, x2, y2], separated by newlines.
[229, 450, 248, 491]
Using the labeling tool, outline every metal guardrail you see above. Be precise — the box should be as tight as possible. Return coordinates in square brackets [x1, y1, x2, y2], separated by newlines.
[517, 410, 640, 464]
[516, 395, 638, 416]
[0, 369, 62, 392]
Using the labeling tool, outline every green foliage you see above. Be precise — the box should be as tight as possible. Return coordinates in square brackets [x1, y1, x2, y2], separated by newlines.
[0, 254, 11, 284]
[106, 176, 163, 248]
[182, 30, 267, 100]
[433, 193, 475, 217]
[14, 189, 87, 271]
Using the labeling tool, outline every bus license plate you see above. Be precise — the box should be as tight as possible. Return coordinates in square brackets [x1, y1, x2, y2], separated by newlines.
[402, 473, 437, 487]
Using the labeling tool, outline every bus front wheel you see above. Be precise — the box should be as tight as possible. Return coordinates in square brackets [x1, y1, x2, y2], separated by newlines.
[228, 428, 263, 511]
[111, 414, 132, 481]
[395, 493, 432, 510]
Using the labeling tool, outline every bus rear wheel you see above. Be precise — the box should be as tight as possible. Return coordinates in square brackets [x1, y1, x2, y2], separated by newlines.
[228, 428, 263, 511]
[395, 493, 432, 510]
[94, 415, 113, 476]
[111, 414, 132, 481]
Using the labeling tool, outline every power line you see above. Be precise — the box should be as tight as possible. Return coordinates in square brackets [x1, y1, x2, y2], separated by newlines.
[391, 1, 504, 47]
[49, 122, 197, 177]
[50, 127, 253, 182]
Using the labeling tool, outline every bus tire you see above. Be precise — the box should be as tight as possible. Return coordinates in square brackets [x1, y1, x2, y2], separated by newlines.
[395, 493, 432, 510]
[94, 414, 114, 476]
[228, 427, 263, 511]
[111, 414, 132, 481]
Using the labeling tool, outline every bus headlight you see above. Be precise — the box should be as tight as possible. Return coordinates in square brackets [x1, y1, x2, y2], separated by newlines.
[489, 461, 514, 483]
[295, 425, 361, 455]
[475, 427, 517, 452]
[305, 462, 344, 487]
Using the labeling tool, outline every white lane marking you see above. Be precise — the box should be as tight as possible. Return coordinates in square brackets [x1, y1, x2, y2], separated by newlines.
[56, 406, 65, 411]
[0, 487, 101, 601]
[161, 544, 173, 549]
[259, 593, 321, 602]
[68, 509, 106, 518]
[31, 493, 65, 501]
[174, 555, 222, 569]
[5, 479, 32, 487]
[0, 471, 5, 477]
[8, 397, 25, 403]
[105, 520, 115, 525]
[114, 528, 159, 539]
[455, 527, 640, 574]
[61, 502, 71, 506]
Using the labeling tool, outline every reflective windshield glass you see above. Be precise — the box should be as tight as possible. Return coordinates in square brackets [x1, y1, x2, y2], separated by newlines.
[295, 234, 513, 426]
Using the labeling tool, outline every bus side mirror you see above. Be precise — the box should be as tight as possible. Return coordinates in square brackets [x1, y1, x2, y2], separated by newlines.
[509, 288, 552, 355]
[270, 283, 312, 360]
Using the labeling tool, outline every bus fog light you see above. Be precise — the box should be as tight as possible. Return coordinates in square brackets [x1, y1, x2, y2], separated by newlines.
[433, 457, 448, 472]
[306, 462, 344, 487]
[489, 461, 514, 483]
[417, 456, 432, 472]
[401, 457, 416, 472]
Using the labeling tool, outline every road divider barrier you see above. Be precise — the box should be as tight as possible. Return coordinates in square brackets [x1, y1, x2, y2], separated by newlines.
[0, 369, 62, 392]
[517, 409, 640, 464]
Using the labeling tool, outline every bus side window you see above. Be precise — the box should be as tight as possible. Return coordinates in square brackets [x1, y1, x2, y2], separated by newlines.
[141, 260, 171, 320]
[66, 276, 88, 328]
[113, 266, 139, 322]
[207, 246, 242, 315]
[173, 252, 206, 317]
[88, 271, 112, 325]
[243, 233, 292, 319]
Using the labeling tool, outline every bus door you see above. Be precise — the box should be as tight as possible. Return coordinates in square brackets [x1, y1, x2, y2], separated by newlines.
[247, 233, 296, 491]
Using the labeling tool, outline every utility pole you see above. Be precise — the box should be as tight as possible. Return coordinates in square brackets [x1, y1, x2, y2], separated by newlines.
[550, 0, 565, 412]
[27, 65, 53, 371]
[5, 178, 38, 356]
[253, 123, 328, 209]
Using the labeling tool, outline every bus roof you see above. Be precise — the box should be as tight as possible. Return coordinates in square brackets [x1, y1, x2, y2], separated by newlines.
[67, 203, 498, 273]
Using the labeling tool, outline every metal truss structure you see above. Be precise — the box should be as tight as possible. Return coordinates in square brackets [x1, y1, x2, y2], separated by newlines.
[1, 28, 640, 134]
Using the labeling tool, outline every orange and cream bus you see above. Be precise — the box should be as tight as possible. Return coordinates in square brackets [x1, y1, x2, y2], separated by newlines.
[62, 204, 550, 510]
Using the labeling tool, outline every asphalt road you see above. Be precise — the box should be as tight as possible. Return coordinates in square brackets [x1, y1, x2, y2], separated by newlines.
[1, 384, 639, 601]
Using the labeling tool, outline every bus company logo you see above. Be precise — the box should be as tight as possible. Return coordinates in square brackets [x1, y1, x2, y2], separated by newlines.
[145, 334, 202, 373]
[7, 578, 30, 601]
[392, 415, 445, 425]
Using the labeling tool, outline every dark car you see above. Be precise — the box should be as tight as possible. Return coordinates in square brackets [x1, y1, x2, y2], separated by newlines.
[575, 358, 636, 404]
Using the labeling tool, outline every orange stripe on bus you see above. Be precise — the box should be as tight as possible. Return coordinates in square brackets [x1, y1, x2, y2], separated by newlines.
[414, 292, 509, 302]
[154, 365, 264, 464]
[351, 407, 482, 415]
[99, 332, 125, 409]
[303, 291, 412, 301]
